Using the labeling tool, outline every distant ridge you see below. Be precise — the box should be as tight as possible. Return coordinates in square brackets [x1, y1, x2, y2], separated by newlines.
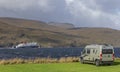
[48, 22, 75, 28]
[0, 17, 67, 32]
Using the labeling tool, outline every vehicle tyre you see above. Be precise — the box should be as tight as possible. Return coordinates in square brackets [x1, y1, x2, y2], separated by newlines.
[108, 63, 112, 66]
[95, 60, 100, 66]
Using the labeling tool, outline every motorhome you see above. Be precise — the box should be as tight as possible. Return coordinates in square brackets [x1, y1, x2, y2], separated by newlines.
[80, 44, 114, 66]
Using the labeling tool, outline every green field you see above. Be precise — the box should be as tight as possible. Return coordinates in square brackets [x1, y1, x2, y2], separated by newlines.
[0, 61, 120, 72]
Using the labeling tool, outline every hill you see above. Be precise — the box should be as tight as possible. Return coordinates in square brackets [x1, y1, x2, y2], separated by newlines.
[67, 27, 120, 47]
[48, 22, 74, 28]
[0, 17, 120, 47]
[0, 18, 75, 47]
[0, 17, 66, 31]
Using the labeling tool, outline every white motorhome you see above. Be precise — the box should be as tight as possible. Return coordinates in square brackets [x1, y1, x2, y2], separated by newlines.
[80, 44, 114, 66]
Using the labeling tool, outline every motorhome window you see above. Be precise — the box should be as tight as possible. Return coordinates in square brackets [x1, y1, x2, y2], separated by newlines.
[102, 49, 113, 54]
[93, 49, 95, 53]
[95, 50, 97, 54]
[82, 49, 86, 54]
[87, 49, 90, 54]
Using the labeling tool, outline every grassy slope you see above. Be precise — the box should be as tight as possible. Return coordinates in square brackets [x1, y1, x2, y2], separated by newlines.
[0, 17, 66, 32]
[67, 28, 120, 47]
[0, 20, 74, 47]
[0, 62, 120, 72]
[0, 17, 120, 47]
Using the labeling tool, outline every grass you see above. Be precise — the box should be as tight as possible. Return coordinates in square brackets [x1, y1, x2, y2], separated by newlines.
[0, 60, 120, 72]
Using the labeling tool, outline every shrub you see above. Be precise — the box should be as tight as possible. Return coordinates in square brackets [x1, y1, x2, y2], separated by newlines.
[0, 57, 80, 65]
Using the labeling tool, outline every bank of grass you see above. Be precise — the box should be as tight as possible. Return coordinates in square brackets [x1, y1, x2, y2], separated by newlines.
[0, 60, 120, 72]
[0, 57, 79, 65]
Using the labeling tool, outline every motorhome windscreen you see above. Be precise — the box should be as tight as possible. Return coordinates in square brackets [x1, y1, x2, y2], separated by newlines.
[102, 49, 113, 54]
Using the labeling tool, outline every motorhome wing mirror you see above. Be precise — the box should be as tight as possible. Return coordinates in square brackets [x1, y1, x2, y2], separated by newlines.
[81, 52, 83, 54]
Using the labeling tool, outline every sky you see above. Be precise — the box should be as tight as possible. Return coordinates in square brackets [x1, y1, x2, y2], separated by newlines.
[0, 0, 120, 29]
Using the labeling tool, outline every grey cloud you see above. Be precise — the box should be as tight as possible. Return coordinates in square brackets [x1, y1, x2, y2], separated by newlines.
[95, 0, 120, 13]
[65, 0, 120, 29]
[0, 0, 120, 29]
[0, 0, 53, 12]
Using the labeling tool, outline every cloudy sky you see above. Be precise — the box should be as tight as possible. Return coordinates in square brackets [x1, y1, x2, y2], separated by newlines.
[0, 0, 120, 29]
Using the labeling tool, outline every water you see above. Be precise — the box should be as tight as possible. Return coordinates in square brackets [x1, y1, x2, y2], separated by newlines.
[0, 48, 119, 59]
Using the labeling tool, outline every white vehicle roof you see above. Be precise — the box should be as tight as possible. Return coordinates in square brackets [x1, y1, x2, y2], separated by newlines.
[85, 44, 113, 49]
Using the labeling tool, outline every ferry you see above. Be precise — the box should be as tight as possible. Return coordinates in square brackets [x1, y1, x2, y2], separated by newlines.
[13, 42, 40, 48]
